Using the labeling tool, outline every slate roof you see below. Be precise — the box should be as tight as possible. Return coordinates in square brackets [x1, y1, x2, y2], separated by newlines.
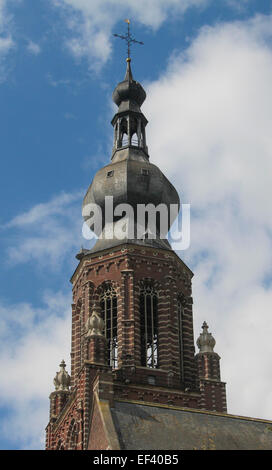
[110, 400, 272, 450]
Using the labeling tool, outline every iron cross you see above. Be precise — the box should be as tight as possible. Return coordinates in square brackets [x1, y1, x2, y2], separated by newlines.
[113, 19, 144, 60]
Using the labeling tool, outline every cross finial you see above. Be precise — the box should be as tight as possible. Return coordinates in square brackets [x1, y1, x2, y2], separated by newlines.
[113, 19, 144, 61]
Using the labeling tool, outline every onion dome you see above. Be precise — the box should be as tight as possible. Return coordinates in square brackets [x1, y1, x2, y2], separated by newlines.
[53, 360, 71, 391]
[196, 322, 216, 353]
[112, 58, 146, 108]
[81, 57, 180, 254]
[85, 309, 104, 337]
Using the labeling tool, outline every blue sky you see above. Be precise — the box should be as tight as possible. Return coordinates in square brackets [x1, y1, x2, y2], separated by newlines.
[1, 0, 272, 449]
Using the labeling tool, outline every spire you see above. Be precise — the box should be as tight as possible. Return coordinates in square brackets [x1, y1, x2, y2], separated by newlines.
[111, 20, 148, 160]
[111, 59, 148, 160]
[196, 322, 216, 353]
[53, 360, 71, 391]
[124, 57, 133, 82]
[81, 30, 180, 254]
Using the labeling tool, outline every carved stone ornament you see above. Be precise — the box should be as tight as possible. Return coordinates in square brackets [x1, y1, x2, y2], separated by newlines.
[53, 360, 71, 391]
[196, 321, 216, 353]
[85, 309, 105, 337]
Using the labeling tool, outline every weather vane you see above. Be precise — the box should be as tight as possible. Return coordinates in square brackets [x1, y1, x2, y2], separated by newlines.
[113, 19, 144, 61]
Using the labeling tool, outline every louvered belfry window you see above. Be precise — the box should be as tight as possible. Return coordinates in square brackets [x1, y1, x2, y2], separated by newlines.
[140, 283, 159, 368]
[100, 284, 118, 368]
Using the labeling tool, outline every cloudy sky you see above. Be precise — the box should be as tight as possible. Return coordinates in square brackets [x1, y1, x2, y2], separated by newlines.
[0, 0, 272, 449]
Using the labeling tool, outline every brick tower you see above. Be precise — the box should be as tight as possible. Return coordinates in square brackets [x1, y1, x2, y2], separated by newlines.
[45, 57, 227, 451]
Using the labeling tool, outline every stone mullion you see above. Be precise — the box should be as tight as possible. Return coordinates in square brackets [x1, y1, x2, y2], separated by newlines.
[117, 277, 125, 368]
[120, 269, 135, 369]
[187, 299, 198, 385]
[169, 282, 182, 383]
[134, 287, 141, 366]
[129, 271, 136, 367]
[182, 300, 196, 386]
[82, 283, 93, 364]
[119, 271, 129, 368]
[157, 285, 171, 370]
[170, 280, 179, 373]
[118, 273, 126, 368]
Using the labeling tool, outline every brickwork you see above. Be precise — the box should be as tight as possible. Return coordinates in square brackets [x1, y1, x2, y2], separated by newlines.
[88, 396, 109, 450]
[49, 390, 70, 420]
[195, 351, 227, 413]
[46, 243, 227, 449]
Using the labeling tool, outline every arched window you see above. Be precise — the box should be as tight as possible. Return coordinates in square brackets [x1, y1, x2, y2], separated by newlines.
[131, 132, 139, 146]
[140, 282, 158, 368]
[120, 117, 128, 147]
[177, 296, 185, 382]
[100, 283, 118, 368]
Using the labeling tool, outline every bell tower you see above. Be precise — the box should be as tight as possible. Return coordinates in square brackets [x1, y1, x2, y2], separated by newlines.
[112, 58, 148, 159]
[45, 55, 227, 451]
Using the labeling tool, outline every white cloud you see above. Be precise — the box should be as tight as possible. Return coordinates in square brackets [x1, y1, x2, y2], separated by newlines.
[0, 0, 16, 81]
[26, 40, 41, 55]
[2, 5, 272, 449]
[0, 34, 13, 52]
[51, 0, 209, 71]
[0, 290, 72, 449]
[6, 191, 82, 228]
[144, 14, 272, 420]
[3, 190, 85, 269]
[46, 72, 71, 87]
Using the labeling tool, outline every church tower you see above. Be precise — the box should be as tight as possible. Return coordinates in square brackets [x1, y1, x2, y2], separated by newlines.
[45, 56, 227, 451]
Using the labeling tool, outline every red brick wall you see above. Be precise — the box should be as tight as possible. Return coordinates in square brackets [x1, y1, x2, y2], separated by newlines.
[88, 397, 109, 450]
[195, 352, 227, 413]
[46, 243, 227, 449]
[70, 245, 196, 392]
